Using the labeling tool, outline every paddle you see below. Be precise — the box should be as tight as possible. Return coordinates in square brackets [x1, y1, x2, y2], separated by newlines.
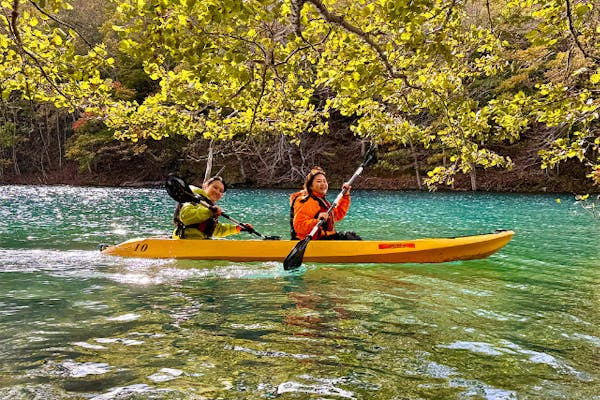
[165, 174, 280, 240]
[283, 144, 377, 271]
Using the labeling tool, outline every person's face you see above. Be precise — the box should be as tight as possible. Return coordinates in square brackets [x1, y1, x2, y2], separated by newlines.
[310, 174, 328, 196]
[203, 180, 226, 202]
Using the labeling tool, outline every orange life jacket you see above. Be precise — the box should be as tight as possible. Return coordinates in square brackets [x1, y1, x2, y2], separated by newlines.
[289, 190, 350, 240]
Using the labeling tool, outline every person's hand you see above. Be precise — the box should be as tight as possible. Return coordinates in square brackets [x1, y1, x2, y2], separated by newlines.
[317, 212, 329, 221]
[209, 205, 223, 216]
[237, 223, 254, 233]
[342, 182, 351, 194]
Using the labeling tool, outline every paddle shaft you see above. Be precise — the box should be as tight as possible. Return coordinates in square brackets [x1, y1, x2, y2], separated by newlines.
[191, 194, 265, 238]
[166, 176, 274, 239]
[305, 162, 367, 239]
[283, 144, 376, 270]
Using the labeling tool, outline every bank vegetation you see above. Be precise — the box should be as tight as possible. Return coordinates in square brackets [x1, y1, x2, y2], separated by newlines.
[0, 0, 598, 194]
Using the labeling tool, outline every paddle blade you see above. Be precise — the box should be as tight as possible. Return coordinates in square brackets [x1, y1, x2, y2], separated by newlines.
[165, 175, 197, 204]
[363, 144, 378, 167]
[283, 237, 311, 270]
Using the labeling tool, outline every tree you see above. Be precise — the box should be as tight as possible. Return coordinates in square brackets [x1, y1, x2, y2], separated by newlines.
[94, 0, 520, 190]
[0, 0, 115, 108]
[1, 0, 598, 190]
[482, 0, 599, 189]
[0, 121, 24, 175]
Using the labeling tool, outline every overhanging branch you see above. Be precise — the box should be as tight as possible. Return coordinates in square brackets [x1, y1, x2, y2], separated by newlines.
[299, 0, 416, 88]
[565, 0, 600, 62]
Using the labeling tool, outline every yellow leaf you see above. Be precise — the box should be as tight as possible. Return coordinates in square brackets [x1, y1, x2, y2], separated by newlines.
[89, 75, 103, 85]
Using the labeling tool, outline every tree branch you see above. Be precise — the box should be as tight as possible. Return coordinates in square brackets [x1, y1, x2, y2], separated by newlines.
[28, 0, 94, 49]
[485, 0, 494, 34]
[565, 0, 600, 62]
[303, 0, 415, 88]
[249, 58, 268, 134]
[7, 0, 75, 106]
[10, 0, 21, 45]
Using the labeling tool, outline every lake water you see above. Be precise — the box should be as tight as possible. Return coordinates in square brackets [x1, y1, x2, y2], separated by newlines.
[0, 185, 598, 399]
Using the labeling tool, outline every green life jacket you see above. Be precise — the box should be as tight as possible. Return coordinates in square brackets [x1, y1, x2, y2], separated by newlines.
[173, 202, 217, 239]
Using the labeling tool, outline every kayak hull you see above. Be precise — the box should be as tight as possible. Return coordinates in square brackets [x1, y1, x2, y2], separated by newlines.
[101, 230, 514, 264]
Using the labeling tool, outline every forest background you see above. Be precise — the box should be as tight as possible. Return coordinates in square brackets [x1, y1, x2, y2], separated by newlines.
[0, 0, 599, 194]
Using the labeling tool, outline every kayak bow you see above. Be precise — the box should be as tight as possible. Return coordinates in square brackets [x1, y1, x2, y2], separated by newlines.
[101, 230, 514, 264]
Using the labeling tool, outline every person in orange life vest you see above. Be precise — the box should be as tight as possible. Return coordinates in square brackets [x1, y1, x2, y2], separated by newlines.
[290, 166, 362, 240]
[173, 176, 253, 239]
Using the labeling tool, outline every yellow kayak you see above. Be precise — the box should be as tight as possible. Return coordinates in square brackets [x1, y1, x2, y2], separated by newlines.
[101, 230, 514, 264]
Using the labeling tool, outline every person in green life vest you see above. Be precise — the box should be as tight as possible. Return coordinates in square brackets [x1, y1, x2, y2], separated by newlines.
[172, 175, 253, 239]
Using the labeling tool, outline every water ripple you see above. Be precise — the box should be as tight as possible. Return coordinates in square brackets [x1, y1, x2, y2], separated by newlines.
[277, 375, 355, 399]
[1, 187, 599, 399]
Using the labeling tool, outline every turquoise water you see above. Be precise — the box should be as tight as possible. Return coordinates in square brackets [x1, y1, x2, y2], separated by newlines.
[0, 185, 599, 399]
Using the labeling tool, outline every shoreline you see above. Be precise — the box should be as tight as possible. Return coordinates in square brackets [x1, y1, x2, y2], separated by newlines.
[2, 175, 596, 195]
[1, 161, 597, 194]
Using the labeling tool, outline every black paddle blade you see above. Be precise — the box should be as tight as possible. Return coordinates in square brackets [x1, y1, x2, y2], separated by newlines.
[265, 235, 282, 240]
[283, 237, 311, 270]
[363, 144, 378, 167]
[165, 175, 197, 204]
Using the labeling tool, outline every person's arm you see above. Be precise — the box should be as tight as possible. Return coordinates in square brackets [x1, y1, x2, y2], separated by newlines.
[212, 222, 241, 238]
[293, 199, 321, 238]
[332, 191, 351, 222]
[178, 203, 213, 225]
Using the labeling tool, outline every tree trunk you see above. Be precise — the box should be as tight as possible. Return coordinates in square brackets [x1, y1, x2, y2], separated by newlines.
[204, 139, 214, 182]
[12, 142, 20, 175]
[56, 110, 62, 169]
[470, 165, 477, 191]
[408, 137, 422, 190]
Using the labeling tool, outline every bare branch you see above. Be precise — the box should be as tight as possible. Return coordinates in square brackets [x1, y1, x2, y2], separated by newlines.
[10, 0, 21, 45]
[249, 59, 269, 134]
[565, 0, 600, 62]
[28, 0, 94, 49]
[290, 0, 305, 37]
[485, 0, 494, 34]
